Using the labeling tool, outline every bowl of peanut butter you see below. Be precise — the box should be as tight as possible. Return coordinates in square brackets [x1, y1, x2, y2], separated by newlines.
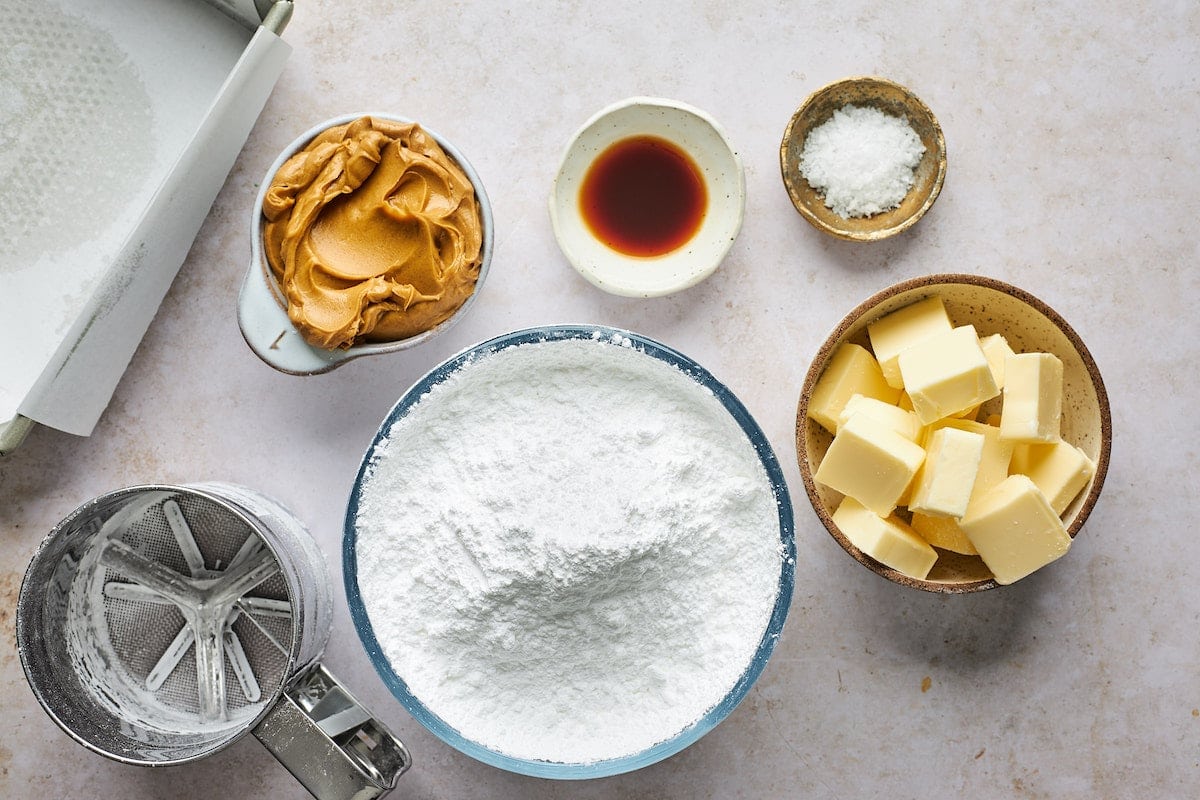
[239, 114, 493, 374]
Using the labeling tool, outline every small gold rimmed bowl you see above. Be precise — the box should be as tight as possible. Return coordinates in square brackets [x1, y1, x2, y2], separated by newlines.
[796, 274, 1111, 593]
[780, 76, 946, 242]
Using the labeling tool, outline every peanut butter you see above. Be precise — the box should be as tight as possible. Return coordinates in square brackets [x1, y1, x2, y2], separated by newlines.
[262, 116, 483, 349]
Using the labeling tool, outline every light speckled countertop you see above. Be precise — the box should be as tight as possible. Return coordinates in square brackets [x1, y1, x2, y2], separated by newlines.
[2, 1, 1198, 797]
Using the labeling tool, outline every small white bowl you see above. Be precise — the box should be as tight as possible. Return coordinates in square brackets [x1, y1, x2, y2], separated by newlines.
[549, 97, 745, 298]
[238, 113, 493, 375]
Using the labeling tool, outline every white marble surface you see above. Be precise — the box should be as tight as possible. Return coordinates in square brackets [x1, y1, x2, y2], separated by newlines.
[2, 1, 1199, 797]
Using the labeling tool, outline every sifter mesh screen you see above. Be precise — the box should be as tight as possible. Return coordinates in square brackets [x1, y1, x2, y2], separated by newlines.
[75, 491, 292, 731]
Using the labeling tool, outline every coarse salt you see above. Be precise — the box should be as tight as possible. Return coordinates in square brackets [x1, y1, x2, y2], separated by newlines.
[799, 104, 925, 218]
[353, 336, 784, 764]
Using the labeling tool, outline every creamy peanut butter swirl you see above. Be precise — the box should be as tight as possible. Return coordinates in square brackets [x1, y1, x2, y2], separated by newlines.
[262, 116, 483, 349]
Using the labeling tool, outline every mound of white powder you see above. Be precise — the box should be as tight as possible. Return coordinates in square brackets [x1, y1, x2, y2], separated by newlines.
[353, 334, 785, 764]
[799, 104, 925, 218]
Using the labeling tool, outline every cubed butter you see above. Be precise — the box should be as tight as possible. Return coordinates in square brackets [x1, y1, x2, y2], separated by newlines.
[999, 352, 1063, 443]
[958, 475, 1072, 585]
[866, 296, 953, 389]
[979, 333, 1015, 390]
[911, 512, 977, 555]
[1011, 439, 1095, 515]
[814, 413, 925, 517]
[808, 343, 901, 434]
[832, 496, 938, 580]
[930, 419, 1015, 489]
[838, 394, 923, 442]
[897, 325, 1000, 425]
[909, 418, 1014, 555]
[908, 427, 986, 519]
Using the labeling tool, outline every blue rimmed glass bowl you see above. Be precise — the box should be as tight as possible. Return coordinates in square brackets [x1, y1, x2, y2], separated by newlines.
[343, 325, 795, 779]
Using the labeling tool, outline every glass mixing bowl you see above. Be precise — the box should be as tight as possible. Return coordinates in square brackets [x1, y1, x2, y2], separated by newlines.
[343, 325, 795, 779]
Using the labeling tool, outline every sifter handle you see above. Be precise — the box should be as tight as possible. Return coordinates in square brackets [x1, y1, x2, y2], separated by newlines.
[253, 663, 411, 800]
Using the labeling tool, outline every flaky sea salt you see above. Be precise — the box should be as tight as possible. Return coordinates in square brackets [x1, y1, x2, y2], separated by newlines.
[799, 104, 925, 218]
[353, 337, 783, 764]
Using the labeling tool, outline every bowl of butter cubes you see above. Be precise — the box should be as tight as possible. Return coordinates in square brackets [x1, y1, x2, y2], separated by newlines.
[796, 274, 1111, 592]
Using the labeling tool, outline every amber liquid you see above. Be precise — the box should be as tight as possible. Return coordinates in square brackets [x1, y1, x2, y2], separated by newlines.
[579, 135, 707, 258]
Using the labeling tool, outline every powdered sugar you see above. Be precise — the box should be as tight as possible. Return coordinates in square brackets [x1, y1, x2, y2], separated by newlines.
[799, 104, 925, 218]
[352, 334, 784, 764]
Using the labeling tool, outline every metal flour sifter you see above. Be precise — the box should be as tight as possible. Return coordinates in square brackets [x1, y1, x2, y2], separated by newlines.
[16, 482, 410, 799]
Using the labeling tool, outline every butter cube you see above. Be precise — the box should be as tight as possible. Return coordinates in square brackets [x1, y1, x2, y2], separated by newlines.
[911, 512, 978, 555]
[898, 326, 1000, 425]
[832, 497, 938, 580]
[814, 413, 925, 517]
[838, 394, 923, 442]
[867, 296, 953, 389]
[908, 427, 985, 519]
[931, 419, 1015, 489]
[1011, 440, 1095, 515]
[808, 343, 901, 434]
[999, 353, 1063, 443]
[910, 419, 1014, 555]
[979, 333, 1015, 390]
[959, 475, 1072, 585]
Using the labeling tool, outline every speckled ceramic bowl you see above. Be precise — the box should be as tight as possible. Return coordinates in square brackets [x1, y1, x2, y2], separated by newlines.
[238, 112, 494, 375]
[796, 274, 1111, 593]
[550, 97, 745, 297]
[780, 76, 946, 242]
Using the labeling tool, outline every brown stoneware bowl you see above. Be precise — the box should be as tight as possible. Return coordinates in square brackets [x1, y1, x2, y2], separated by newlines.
[780, 76, 946, 242]
[796, 274, 1111, 592]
